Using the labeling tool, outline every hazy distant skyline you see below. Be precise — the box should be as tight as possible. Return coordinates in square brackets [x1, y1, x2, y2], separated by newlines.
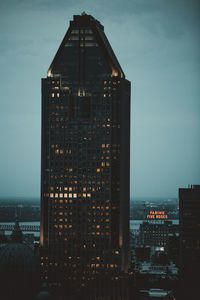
[0, 0, 199, 199]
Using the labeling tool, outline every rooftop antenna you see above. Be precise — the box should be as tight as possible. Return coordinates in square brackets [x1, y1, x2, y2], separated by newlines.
[143, 200, 146, 222]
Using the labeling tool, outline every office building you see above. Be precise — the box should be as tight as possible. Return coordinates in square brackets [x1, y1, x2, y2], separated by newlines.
[179, 185, 200, 300]
[40, 14, 131, 299]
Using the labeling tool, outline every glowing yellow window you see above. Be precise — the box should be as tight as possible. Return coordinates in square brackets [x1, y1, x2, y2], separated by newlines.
[97, 168, 100, 172]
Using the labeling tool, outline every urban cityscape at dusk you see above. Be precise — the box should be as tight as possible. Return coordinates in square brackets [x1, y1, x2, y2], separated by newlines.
[0, 1, 200, 300]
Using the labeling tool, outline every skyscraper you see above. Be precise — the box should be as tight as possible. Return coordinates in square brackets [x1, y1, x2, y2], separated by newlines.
[40, 14, 131, 299]
[179, 185, 200, 300]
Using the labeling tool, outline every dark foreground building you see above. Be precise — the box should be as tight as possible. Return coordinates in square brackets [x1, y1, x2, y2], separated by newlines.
[40, 14, 131, 299]
[179, 185, 200, 300]
[0, 221, 39, 300]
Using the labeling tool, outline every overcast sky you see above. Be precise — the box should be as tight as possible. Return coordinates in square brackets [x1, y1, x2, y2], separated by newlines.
[0, 0, 199, 199]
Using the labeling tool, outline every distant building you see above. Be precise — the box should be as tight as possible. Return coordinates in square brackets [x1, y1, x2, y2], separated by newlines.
[139, 222, 169, 248]
[0, 222, 39, 300]
[40, 14, 131, 299]
[138, 221, 178, 250]
[179, 185, 200, 299]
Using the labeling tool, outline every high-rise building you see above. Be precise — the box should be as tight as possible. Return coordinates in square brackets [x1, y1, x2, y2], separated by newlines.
[40, 14, 131, 299]
[179, 185, 200, 300]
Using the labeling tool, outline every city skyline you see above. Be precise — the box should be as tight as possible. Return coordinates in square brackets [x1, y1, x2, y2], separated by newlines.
[0, 0, 200, 199]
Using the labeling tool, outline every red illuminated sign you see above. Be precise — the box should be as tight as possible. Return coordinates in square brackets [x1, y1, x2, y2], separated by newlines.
[146, 211, 168, 219]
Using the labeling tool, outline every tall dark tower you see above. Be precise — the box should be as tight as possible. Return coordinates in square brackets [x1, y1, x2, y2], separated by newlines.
[179, 185, 200, 300]
[40, 14, 131, 298]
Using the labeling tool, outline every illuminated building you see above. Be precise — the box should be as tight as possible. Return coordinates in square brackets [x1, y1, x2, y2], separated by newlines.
[139, 222, 171, 248]
[40, 14, 131, 298]
[179, 185, 200, 300]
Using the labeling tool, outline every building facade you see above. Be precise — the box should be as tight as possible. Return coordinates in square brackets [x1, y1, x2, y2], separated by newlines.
[40, 14, 131, 298]
[179, 185, 200, 300]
